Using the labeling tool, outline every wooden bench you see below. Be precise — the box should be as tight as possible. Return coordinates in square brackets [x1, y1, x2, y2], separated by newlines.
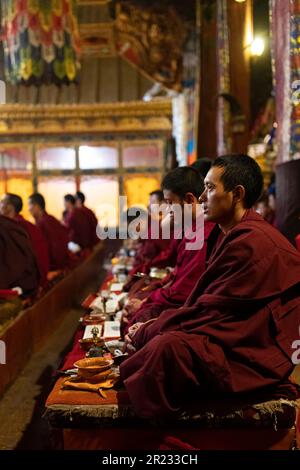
[0, 242, 108, 398]
[44, 376, 299, 450]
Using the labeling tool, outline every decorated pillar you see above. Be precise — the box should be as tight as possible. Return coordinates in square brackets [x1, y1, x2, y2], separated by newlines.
[198, 1, 218, 159]
[198, 0, 251, 159]
[271, 0, 300, 243]
[216, 0, 231, 156]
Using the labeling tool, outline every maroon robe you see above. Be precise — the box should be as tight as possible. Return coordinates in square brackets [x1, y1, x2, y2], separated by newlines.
[296, 234, 300, 252]
[36, 212, 69, 270]
[0, 215, 40, 295]
[124, 222, 172, 292]
[137, 237, 182, 274]
[131, 238, 170, 275]
[128, 221, 215, 326]
[81, 205, 99, 247]
[120, 210, 300, 418]
[15, 215, 49, 286]
[64, 207, 91, 249]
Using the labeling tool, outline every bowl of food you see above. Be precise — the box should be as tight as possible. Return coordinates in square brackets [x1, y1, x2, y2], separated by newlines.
[74, 357, 113, 378]
[78, 337, 105, 351]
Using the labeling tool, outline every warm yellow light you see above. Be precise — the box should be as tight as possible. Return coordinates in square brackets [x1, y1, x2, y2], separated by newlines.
[250, 37, 265, 56]
[235, 0, 246, 3]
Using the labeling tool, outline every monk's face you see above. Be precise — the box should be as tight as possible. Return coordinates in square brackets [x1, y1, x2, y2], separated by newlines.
[163, 189, 184, 227]
[28, 199, 39, 219]
[199, 167, 235, 224]
[0, 195, 12, 218]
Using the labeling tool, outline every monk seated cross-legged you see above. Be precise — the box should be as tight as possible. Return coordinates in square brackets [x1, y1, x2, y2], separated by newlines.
[123, 190, 171, 293]
[121, 154, 300, 419]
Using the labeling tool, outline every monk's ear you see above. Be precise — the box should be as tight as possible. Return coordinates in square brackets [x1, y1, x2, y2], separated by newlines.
[232, 185, 245, 204]
[184, 192, 196, 204]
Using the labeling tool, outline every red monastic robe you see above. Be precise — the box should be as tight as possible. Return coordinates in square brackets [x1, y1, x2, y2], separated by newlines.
[36, 212, 69, 270]
[120, 210, 300, 418]
[15, 215, 49, 286]
[128, 221, 215, 326]
[81, 205, 99, 247]
[0, 215, 40, 295]
[64, 207, 91, 249]
[137, 237, 182, 274]
[296, 234, 300, 252]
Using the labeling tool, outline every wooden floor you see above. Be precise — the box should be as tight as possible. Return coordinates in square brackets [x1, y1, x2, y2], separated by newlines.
[0, 306, 80, 450]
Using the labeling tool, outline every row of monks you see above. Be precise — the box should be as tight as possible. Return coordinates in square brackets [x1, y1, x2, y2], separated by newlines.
[1, 154, 300, 420]
[0, 191, 98, 296]
[104, 154, 300, 419]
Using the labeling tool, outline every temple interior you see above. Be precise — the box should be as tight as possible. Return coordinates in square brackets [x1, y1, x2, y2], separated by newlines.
[0, 0, 300, 454]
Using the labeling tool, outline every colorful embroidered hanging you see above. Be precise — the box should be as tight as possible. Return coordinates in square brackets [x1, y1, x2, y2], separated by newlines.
[1, 0, 81, 85]
[290, 0, 300, 154]
[216, 0, 231, 156]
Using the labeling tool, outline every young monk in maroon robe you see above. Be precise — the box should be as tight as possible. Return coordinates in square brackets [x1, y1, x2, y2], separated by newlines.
[0, 215, 40, 295]
[125, 167, 214, 329]
[28, 193, 69, 271]
[63, 194, 92, 249]
[121, 154, 300, 419]
[123, 191, 171, 293]
[0, 194, 49, 286]
[130, 191, 171, 273]
[75, 191, 99, 247]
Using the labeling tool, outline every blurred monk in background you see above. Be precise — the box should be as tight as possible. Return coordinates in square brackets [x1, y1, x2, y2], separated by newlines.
[28, 193, 69, 271]
[0, 194, 49, 286]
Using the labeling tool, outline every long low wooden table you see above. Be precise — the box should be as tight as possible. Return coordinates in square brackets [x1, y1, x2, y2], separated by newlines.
[0, 241, 113, 397]
[44, 321, 300, 450]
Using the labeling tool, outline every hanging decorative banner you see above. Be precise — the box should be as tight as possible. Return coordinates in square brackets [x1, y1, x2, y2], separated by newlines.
[1, 0, 81, 85]
[290, 0, 300, 155]
[216, 0, 231, 156]
[271, 0, 300, 161]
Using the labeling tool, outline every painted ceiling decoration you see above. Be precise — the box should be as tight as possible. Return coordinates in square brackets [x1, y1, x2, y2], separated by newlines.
[1, 0, 81, 85]
[0, 0, 191, 91]
[114, 1, 187, 91]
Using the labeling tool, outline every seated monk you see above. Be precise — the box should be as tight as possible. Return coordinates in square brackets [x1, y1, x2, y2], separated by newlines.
[139, 161, 212, 275]
[0, 215, 40, 296]
[124, 167, 215, 330]
[123, 191, 171, 292]
[63, 194, 92, 250]
[0, 193, 49, 286]
[120, 154, 300, 419]
[28, 193, 69, 271]
[75, 191, 99, 247]
[131, 190, 180, 274]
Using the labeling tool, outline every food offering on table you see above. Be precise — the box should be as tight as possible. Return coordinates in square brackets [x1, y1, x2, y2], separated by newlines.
[62, 357, 119, 398]
[74, 357, 113, 378]
[79, 325, 103, 350]
[80, 313, 107, 326]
